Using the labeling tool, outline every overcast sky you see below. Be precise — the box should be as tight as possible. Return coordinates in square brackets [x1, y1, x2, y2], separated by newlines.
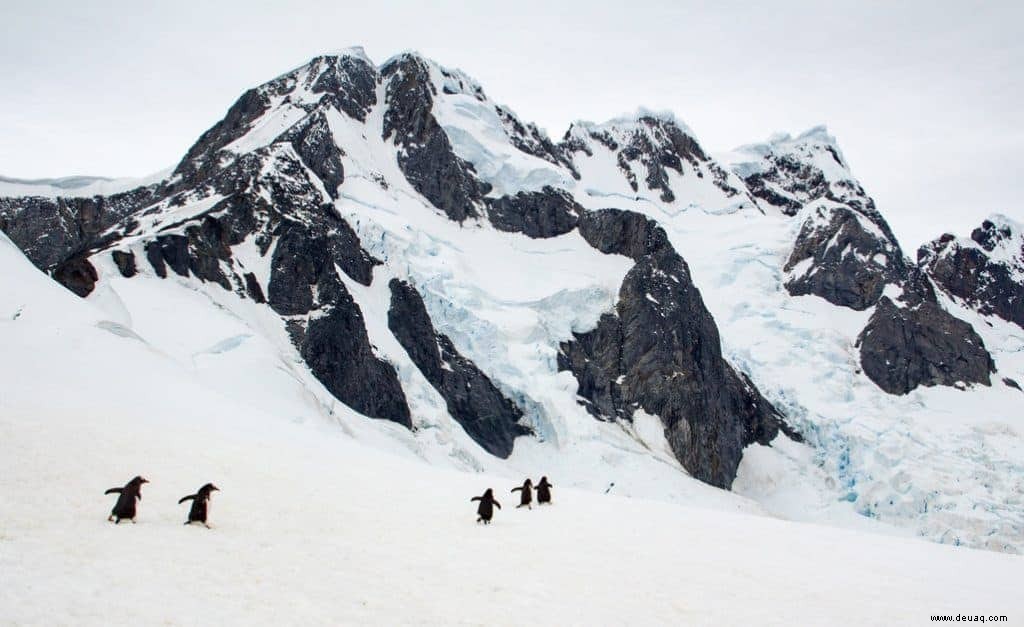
[2, 1, 1021, 250]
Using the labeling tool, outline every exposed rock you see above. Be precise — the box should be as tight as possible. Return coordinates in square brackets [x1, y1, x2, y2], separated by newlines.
[0, 188, 153, 270]
[243, 272, 266, 304]
[494, 105, 579, 178]
[857, 296, 995, 395]
[562, 208, 788, 488]
[1003, 377, 1022, 392]
[269, 221, 410, 426]
[381, 54, 490, 222]
[919, 218, 1024, 329]
[307, 53, 379, 122]
[171, 87, 272, 188]
[278, 110, 345, 199]
[388, 279, 529, 456]
[784, 204, 906, 310]
[562, 114, 739, 204]
[52, 255, 98, 297]
[576, 208, 672, 260]
[110, 250, 136, 278]
[485, 187, 581, 238]
[725, 127, 868, 217]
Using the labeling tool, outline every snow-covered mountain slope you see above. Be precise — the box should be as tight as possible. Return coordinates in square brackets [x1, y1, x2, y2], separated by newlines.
[1, 48, 1022, 554]
[1, 232, 1021, 624]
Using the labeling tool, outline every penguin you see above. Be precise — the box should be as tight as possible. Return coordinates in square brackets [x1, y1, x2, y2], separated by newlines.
[104, 476, 149, 524]
[178, 483, 219, 528]
[470, 488, 501, 524]
[511, 478, 533, 509]
[536, 476, 553, 504]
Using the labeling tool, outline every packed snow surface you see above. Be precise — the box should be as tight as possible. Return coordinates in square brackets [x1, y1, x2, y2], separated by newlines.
[2, 232, 1022, 625]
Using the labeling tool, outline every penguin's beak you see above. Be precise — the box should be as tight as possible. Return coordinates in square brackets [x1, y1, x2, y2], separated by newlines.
[141, 478, 149, 483]
[212, 485, 220, 491]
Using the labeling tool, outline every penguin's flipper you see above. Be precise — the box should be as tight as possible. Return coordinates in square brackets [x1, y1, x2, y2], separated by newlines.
[494, 501, 501, 509]
[178, 494, 196, 504]
[511, 487, 522, 493]
[104, 487, 123, 495]
[470, 496, 481, 502]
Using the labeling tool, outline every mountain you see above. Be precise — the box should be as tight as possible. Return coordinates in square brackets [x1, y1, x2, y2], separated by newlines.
[2, 226, 1021, 623]
[2, 47, 1022, 554]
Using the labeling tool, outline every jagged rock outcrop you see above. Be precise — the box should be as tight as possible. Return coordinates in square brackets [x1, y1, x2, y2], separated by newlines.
[279, 111, 345, 199]
[485, 186, 581, 238]
[857, 295, 995, 395]
[784, 205, 907, 310]
[563, 113, 741, 203]
[0, 188, 154, 269]
[170, 51, 377, 192]
[388, 279, 529, 456]
[919, 217, 1024, 329]
[725, 127, 866, 217]
[52, 254, 98, 297]
[561, 209, 787, 488]
[274, 231, 409, 426]
[729, 127, 913, 311]
[381, 54, 490, 222]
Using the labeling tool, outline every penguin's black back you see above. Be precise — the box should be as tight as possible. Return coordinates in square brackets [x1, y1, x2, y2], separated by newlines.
[536, 477, 552, 503]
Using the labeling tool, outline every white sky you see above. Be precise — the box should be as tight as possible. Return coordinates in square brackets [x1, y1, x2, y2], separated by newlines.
[2, 0, 1021, 251]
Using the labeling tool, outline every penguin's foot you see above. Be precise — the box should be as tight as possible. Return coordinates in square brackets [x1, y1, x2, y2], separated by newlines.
[204, 523, 211, 529]
[107, 515, 114, 522]
[131, 518, 136, 524]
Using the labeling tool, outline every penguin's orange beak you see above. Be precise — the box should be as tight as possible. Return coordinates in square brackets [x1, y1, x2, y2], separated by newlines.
[212, 485, 219, 491]
[141, 478, 150, 483]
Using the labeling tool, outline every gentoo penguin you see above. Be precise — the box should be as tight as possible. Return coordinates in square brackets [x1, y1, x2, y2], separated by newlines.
[104, 476, 149, 524]
[178, 483, 219, 528]
[470, 488, 501, 524]
[536, 476, 553, 504]
[511, 478, 533, 509]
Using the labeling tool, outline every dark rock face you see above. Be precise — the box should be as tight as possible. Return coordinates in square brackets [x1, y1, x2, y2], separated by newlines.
[619, 116, 708, 203]
[171, 87, 272, 187]
[576, 208, 672, 260]
[279, 111, 345, 199]
[785, 205, 906, 310]
[388, 279, 529, 456]
[269, 222, 410, 426]
[857, 296, 995, 395]
[485, 187, 581, 238]
[0, 188, 154, 270]
[307, 54, 378, 122]
[919, 219, 1024, 329]
[111, 250, 136, 277]
[1004, 377, 1022, 392]
[52, 255, 98, 297]
[741, 154, 831, 216]
[562, 209, 787, 488]
[381, 54, 490, 222]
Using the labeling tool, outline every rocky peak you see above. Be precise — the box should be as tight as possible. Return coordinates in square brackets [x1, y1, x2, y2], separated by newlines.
[563, 110, 739, 203]
[919, 215, 1024, 329]
[724, 126, 866, 217]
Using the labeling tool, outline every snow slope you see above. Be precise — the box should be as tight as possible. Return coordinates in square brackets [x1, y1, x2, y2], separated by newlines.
[1, 231, 1021, 625]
